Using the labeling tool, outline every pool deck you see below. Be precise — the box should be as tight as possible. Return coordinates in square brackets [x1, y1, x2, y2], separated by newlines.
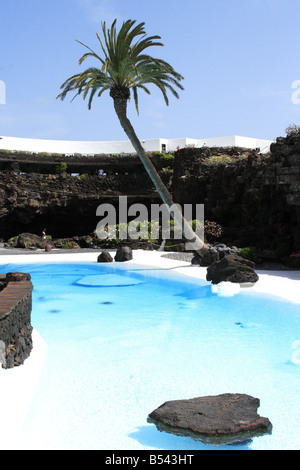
[0, 249, 299, 449]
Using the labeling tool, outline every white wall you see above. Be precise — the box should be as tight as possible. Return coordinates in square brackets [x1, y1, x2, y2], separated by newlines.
[0, 136, 136, 155]
[0, 134, 274, 155]
[256, 139, 274, 153]
[165, 136, 273, 153]
[195, 136, 273, 153]
[203, 136, 237, 148]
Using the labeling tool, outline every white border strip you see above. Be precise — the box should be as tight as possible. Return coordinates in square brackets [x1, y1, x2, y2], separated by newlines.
[0, 250, 299, 303]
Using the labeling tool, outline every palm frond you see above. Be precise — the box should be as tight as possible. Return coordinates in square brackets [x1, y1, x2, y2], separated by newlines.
[76, 40, 104, 66]
[57, 18, 184, 111]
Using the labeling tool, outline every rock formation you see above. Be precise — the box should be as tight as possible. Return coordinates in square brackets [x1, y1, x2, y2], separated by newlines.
[206, 254, 259, 285]
[148, 393, 272, 445]
[0, 139, 299, 263]
[0, 272, 33, 368]
[97, 250, 113, 262]
[172, 141, 300, 256]
[114, 246, 133, 262]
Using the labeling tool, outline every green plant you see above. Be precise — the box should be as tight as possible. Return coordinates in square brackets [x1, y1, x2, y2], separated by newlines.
[206, 155, 232, 166]
[61, 241, 80, 249]
[160, 166, 173, 174]
[104, 237, 122, 247]
[97, 224, 122, 245]
[239, 247, 256, 262]
[55, 162, 68, 174]
[134, 220, 158, 241]
[153, 151, 174, 160]
[163, 240, 176, 251]
[116, 222, 128, 240]
[38, 152, 52, 157]
[168, 219, 203, 232]
[7, 236, 18, 246]
[97, 220, 160, 243]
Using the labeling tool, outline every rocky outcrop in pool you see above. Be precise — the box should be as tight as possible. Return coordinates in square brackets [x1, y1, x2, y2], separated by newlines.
[148, 393, 272, 445]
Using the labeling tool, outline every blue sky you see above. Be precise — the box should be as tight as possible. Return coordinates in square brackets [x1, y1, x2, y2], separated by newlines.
[1, 0, 300, 143]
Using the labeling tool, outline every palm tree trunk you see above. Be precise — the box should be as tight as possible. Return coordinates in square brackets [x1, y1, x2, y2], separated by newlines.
[113, 97, 209, 257]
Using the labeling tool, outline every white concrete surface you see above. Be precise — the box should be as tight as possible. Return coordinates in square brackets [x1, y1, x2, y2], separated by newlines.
[0, 250, 298, 450]
[0, 135, 274, 155]
[0, 330, 46, 450]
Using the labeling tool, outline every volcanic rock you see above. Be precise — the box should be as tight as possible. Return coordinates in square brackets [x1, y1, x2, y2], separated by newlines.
[16, 232, 46, 249]
[148, 393, 272, 445]
[5, 272, 31, 282]
[114, 246, 133, 262]
[206, 253, 259, 284]
[97, 250, 113, 263]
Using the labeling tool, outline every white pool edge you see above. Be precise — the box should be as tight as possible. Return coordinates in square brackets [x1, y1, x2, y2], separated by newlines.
[0, 329, 47, 450]
[1, 249, 298, 302]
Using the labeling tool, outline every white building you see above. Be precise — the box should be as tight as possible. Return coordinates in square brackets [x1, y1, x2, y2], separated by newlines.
[0, 135, 274, 155]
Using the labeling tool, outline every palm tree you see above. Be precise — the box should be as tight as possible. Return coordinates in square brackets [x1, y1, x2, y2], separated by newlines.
[57, 19, 208, 256]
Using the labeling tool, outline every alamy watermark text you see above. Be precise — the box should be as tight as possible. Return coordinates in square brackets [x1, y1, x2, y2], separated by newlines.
[0, 80, 6, 105]
[96, 196, 204, 250]
[291, 80, 300, 104]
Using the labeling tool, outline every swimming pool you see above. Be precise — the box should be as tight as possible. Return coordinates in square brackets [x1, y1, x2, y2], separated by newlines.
[1, 259, 300, 450]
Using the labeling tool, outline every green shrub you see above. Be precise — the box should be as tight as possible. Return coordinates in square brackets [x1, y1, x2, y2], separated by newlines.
[61, 241, 80, 249]
[161, 166, 173, 174]
[239, 247, 256, 262]
[95, 219, 223, 243]
[38, 152, 52, 157]
[164, 240, 177, 251]
[104, 238, 122, 247]
[206, 155, 232, 166]
[97, 220, 160, 243]
[55, 162, 68, 174]
[7, 236, 18, 246]
[153, 151, 174, 160]
[189, 219, 203, 232]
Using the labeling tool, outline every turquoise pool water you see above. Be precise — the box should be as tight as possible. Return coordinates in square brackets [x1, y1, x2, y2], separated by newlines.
[1, 261, 300, 450]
